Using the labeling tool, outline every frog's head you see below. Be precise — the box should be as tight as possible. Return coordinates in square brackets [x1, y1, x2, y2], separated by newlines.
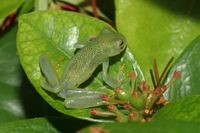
[98, 27, 127, 57]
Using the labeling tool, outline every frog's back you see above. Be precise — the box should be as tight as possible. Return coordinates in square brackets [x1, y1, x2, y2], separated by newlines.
[60, 27, 127, 88]
[61, 42, 106, 87]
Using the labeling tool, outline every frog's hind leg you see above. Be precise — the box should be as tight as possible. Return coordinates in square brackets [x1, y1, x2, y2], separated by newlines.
[39, 55, 61, 93]
[58, 89, 106, 108]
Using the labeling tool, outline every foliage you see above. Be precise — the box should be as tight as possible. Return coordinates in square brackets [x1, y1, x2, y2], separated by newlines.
[1, 0, 200, 132]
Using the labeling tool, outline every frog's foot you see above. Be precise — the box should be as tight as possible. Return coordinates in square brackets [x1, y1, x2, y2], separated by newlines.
[58, 89, 107, 108]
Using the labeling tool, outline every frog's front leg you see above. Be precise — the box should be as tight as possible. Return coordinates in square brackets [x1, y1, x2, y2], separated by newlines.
[74, 36, 97, 49]
[102, 60, 120, 89]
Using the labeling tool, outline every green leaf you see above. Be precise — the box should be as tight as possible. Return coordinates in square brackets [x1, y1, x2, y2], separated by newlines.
[164, 36, 200, 100]
[153, 95, 200, 123]
[115, 0, 200, 86]
[0, 25, 22, 87]
[17, 10, 143, 122]
[18, 0, 34, 16]
[0, 118, 59, 133]
[0, 25, 25, 124]
[0, 82, 24, 124]
[0, 0, 24, 23]
[78, 120, 200, 133]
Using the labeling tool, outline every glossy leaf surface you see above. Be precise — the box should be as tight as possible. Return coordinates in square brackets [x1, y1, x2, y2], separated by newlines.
[164, 36, 200, 100]
[0, 26, 24, 124]
[153, 95, 200, 123]
[115, 0, 200, 86]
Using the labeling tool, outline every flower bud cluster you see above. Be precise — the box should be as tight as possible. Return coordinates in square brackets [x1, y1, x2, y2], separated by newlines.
[91, 58, 180, 122]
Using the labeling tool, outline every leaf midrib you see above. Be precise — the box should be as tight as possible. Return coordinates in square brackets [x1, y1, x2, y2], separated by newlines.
[21, 17, 71, 59]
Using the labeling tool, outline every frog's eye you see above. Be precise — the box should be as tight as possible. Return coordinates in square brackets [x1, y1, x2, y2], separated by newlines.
[117, 39, 124, 50]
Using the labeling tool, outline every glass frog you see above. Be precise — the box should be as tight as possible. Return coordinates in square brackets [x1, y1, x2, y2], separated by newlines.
[39, 27, 127, 109]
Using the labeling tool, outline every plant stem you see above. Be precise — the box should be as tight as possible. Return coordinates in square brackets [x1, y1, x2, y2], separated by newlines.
[156, 57, 174, 87]
[35, 0, 50, 11]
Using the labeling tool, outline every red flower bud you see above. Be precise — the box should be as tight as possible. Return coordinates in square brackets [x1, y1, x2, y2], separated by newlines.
[108, 104, 115, 111]
[101, 95, 108, 101]
[90, 108, 97, 115]
[115, 87, 123, 94]
[129, 112, 138, 120]
[129, 71, 136, 79]
[139, 81, 150, 92]
[123, 103, 131, 109]
[173, 70, 181, 79]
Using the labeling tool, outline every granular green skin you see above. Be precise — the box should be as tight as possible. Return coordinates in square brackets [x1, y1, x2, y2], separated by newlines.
[153, 95, 200, 123]
[59, 28, 127, 89]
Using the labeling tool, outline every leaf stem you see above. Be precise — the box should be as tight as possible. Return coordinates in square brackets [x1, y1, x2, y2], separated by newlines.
[153, 59, 159, 84]
[92, 0, 98, 18]
[35, 0, 50, 11]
